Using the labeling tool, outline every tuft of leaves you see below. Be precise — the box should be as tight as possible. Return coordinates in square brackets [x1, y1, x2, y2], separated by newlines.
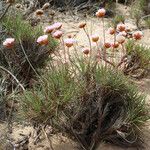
[111, 15, 125, 28]
[58, 65, 149, 150]
[124, 40, 150, 78]
[0, 14, 57, 87]
[145, 17, 150, 29]
[20, 63, 84, 124]
[19, 52, 150, 150]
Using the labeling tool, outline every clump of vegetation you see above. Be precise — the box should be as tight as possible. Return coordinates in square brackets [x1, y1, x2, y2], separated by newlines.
[58, 65, 149, 150]
[20, 59, 150, 149]
[125, 40, 150, 78]
[19, 7, 150, 149]
[111, 14, 125, 27]
[145, 17, 150, 29]
[0, 77, 8, 120]
[0, 4, 149, 149]
[0, 14, 57, 87]
[130, 0, 150, 28]
[20, 64, 83, 124]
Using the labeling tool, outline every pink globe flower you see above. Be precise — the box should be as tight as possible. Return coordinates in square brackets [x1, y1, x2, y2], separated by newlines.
[108, 27, 115, 35]
[35, 9, 44, 16]
[52, 30, 63, 39]
[111, 42, 119, 48]
[104, 42, 111, 49]
[3, 38, 15, 49]
[91, 34, 99, 42]
[116, 35, 126, 44]
[44, 25, 55, 34]
[67, 34, 72, 38]
[37, 35, 48, 45]
[64, 38, 75, 47]
[117, 23, 126, 32]
[96, 8, 106, 18]
[133, 31, 143, 40]
[53, 22, 62, 30]
[82, 48, 90, 55]
[78, 22, 86, 28]
[118, 31, 127, 37]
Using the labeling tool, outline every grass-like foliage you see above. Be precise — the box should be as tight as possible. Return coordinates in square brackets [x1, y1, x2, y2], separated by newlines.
[145, 17, 150, 29]
[111, 15, 125, 27]
[130, 0, 149, 28]
[2, 5, 148, 150]
[0, 78, 7, 120]
[0, 14, 57, 87]
[18, 6, 150, 149]
[124, 40, 150, 78]
[20, 63, 84, 124]
[20, 57, 150, 149]
[53, 61, 149, 150]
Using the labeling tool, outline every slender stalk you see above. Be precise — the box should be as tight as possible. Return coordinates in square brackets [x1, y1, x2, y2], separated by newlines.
[121, 43, 125, 57]
[0, 4, 11, 21]
[60, 37, 67, 63]
[120, 43, 126, 68]
[19, 39, 39, 77]
[102, 18, 106, 44]
[96, 42, 101, 63]
[42, 126, 54, 150]
[67, 47, 71, 62]
[112, 32, 116, 64]
[0, 66, 25, 91]
[83, 27, 92, 67]
[83, 28, 92, 53]
[102, 17, 106, 67]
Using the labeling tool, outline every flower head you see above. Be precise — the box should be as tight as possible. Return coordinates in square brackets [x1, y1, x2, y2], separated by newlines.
[42, 3, 50, 10]
[125, 26, 131, 32]
[82, 48, 90, 55]
[91, 34, 99, 42]
[3, 38, 15, 49]
[133, 31, 143, 40]
[117, 23, 126, 32]
[53, 30, 63, 39]
[37, 35, 48, 45]
[96, 8, 106, 18]
[116, 35, 126, 44]
[108, 27, 115, 35]
[111, 42, 119, 48]
[35, 9, 44, 16]
[64, 38, 75, 47]
[78, 22, 86, 28]
[118, 31, 127, 37]
[6, 0, 15, 3]
[104, 42, 111, 49]
[15, 3, 22, 9]
[67, 34, 72, 38]
[53, 22, 62, 30]
[44, 25, 55, 34]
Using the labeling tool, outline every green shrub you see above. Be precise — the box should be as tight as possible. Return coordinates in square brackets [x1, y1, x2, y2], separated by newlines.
[0, 14, 57, 87]
[20, 63, 84, 124]
[56, 64, 149, 150]
[145, 17, 150, 29]
[20, 56, 150, 149]
[124, 40, 150, 78]
[130, 0, 149, 27]
[111, 15, 125, 28]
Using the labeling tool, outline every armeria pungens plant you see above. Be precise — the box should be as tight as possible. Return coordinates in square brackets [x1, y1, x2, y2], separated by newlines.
[0, 13, 57, 87]
[19, 7, 150, 150]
